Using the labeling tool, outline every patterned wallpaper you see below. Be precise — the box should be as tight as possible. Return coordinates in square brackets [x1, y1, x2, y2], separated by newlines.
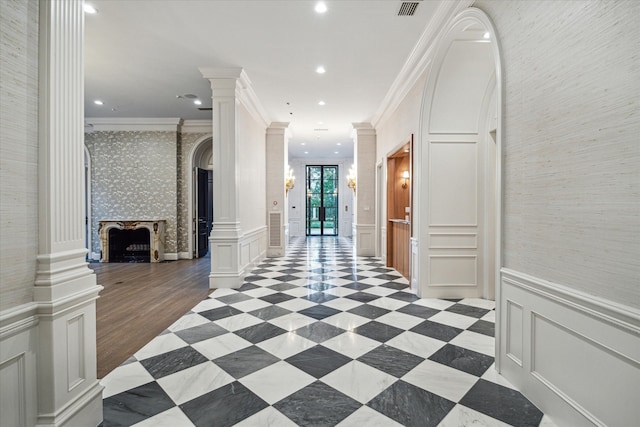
[85, 131, 179, 255]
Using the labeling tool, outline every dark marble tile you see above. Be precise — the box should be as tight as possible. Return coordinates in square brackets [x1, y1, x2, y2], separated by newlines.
[234, 322, 287, 344]
[379, 281, 410, 290]
[428, 344, 494, 377]
[303, 291, 339, 304]
[274, 381, 361, 426]
[248, 305, 291, 321]
[174, 323, 228, 344]
[468, 319, 495, 337]
[372, 273, 402, 280]
[180, 381, 268, 427]
[267, 282, 299, 292]
[213, 345, 280, 379]
[410, 320, 463, 342]
[140, 347, 208, 379]
[370, 268, 395, 273]
[285, 345, 351, 378]
[357, 344, 424, 377]
[293, 322, 346, 343]
[238, 282, 260, 292]
[259, 292, 296, 305]
[345, 291, 381, 303]
[272, 274, 303, 282]
[244, 275, 267, 282]
[343, 281, 373, 291]
[342, 275, 369, 282]
[347, 304, 390, 319]
[298, 305, 341, 320]
[387, 291, 420, 302]
[251, 268, 272, 274]
[446, 303, 491, 318]
[199, 306, 243, 322]
[460, 379, 543, 427]
[397, 304, 440, 320]
[215, 293, 253, 305]
[103, 381, 175, 426]
[277, 268, 302, 274]
[305, 282, 336, 291]
[353, 321, 404, 343]
[367, 380, 455, 427]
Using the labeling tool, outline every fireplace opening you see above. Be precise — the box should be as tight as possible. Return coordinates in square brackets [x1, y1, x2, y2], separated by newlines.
[108, 228, 151, 263]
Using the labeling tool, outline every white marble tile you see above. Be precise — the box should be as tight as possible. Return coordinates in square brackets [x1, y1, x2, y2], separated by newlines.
[132, 407, 195, 427]
[403, 359, 478, 403]
[322, 332, 381, 359]
[538, 415, 559, 426]
[254, 278, 282, 287]
[376, 311, 425, 330]
[231, 298, 273, 313]
[413, 298, 456, 310]
[437, 404, 511, 427]
[321, 360, 397, 404]
[240, 361, 315, 405]
[322, 287, 357, 297]
[275, 298, 317, 312]
[459, 298, 496, 310]
[481, 310, 496, 322]
[259, 271, 288, 278]
[357, 277, 388, 286]
[336, 405, 403, 427]
[257, 332, 316, 359]
[367, 297, 408, 311]
[429, 311, 478, 329]
[392, 276, 410, 285]
[190, 298, 225, 313]
[134, 333, 188, 361]
[157, 361, 234, 405]
[167, 313, 210, 332]
[386, 331, 446, 358]
[268, 312, 317, 332]
[362, 286, 399, 297]
[210, 288, 239, 298]
[214, 313, 263, 331]
[101, 362, 154, 398]
[321, 297, 363, 312]
[480, 363, 517, 390]
[325, 277, 356, 286]
[321, 312, 370, 331]
[282, 287, 315, 298]
[233, 406, 298, 427]
[191, 333, 252, 360]
[450, 330, 495, 356]
[243, 287, 278, 298]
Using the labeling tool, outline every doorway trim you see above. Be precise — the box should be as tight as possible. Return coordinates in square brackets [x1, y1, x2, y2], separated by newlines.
[84, 146, 94, 259]
[187, 134, 213, 259]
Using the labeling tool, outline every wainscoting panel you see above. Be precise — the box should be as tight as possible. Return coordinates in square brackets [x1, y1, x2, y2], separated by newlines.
[429, 255, 477, 286]
[67, 314, 86, 391]
[500, 269, 640, 426]
[355, 224, 376, 256]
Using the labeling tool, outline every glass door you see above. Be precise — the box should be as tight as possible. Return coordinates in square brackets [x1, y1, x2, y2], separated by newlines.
[306, 165, 338, 236]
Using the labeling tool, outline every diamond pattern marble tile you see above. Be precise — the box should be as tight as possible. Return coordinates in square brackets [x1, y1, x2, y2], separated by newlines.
[101, 237, 553, 426]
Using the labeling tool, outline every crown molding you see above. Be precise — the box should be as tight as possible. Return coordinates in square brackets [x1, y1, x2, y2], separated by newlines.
[371, 0, 474, 128]
[181, 120, 213, 134]
[85, 117, 182, 132]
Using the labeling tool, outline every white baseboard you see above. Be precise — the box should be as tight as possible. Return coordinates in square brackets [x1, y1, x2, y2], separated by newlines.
[164, 252, 178, 261]
[499, 268, 640, 426]
[178, 251, 191, 260]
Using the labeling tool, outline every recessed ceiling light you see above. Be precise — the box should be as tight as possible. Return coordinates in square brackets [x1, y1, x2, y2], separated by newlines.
[318, 101, 326, 106]
[317, 121, 324, 125]
[337, 143, 341, 146]
[334, 151, 339, 154]
[316, 66, 326, 74]
[83, 4, 98, 14]
[194, 100, 202, 105]
[304, 151, 309, 154]
[483, 31, 490, 39]
[301, 143, 306, 146]
[94, 100, 103, 105]
[315, 2, 327, 14]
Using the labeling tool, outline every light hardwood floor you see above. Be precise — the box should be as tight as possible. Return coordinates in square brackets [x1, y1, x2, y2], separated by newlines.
[92, 257, 212, 378]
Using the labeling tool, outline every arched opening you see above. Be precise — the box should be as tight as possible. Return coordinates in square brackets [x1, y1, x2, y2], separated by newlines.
[84, 146, 93, 259]
[416, 8, 502, 304]
[188, 136, 214, 258]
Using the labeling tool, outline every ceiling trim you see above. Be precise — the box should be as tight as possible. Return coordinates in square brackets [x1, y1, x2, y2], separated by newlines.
[371, 0, 475, 128]
[181, 120, 213, 134]
[85, 117, 182, 132]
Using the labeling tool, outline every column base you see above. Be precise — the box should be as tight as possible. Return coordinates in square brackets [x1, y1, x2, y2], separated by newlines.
[354, 223, 376, 256]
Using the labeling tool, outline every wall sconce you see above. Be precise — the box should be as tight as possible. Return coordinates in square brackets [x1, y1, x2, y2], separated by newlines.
[285, 167, 295, 196]
[401, 170, 410, 189]
[346, 166, 356, 194]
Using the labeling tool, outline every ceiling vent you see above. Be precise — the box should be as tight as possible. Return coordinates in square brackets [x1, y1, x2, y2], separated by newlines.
[198, 107, 212, 111]
[398, 1, 420, 16]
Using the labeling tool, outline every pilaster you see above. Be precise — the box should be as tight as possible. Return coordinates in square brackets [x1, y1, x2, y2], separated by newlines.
[36, 0, 103, 425]
[352, 123, 377, 256]
[266, 123, 290, 257]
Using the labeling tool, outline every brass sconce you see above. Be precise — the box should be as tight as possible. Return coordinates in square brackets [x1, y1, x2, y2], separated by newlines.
[401, 170, 410, 189]
[285, 167, 295, 196]
[346, 166, 356, 194]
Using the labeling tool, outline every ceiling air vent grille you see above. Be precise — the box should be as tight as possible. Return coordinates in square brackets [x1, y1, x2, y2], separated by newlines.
[269, 212, 282, 248]
[398, 1, 420, 16]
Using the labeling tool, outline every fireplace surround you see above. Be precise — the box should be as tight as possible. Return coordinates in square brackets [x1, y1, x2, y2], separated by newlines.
[99, 220, 166, 262]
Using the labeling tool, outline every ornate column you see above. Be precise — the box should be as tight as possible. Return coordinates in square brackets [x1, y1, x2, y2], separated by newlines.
[199, 68, 244, 288]
[352, 123, 377, 256]
[34, 0, 103, 425]
[265, 123, 290, 257]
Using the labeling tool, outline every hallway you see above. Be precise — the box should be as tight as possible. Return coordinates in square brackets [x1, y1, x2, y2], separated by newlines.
[100, 237, 552, 426]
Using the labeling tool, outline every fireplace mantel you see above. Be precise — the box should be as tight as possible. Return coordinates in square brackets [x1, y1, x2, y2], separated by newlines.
[99, 220, 166, 262]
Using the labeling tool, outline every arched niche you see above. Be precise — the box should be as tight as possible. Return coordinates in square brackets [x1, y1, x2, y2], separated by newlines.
[187, 135, 214, 258]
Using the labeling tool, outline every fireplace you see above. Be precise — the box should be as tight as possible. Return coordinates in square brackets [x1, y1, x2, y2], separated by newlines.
[99, 220, 166, 263]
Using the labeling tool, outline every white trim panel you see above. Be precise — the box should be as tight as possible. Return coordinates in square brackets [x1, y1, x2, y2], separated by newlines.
[355, 224, 376, 256]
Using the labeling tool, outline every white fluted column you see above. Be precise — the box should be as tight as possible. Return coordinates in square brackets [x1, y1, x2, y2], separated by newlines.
[266, 122, 290, 257]
[352, 123, 377, 256]
[34, 0, 103, 425]
[199, 68, 244, 288]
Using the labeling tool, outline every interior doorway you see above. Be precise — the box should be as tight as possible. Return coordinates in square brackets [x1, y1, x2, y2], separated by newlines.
[195, 168, 213, 258]
[306, 165, 338, 236]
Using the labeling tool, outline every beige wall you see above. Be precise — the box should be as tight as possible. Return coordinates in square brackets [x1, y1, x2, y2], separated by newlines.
[475, 0, 640, 307]
[0, 0, 39, 310]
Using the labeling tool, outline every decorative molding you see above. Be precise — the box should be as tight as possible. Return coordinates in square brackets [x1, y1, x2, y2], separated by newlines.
[178, 252, 191, 260]
[164, 253, 178, 261]
[0, 303, 38, 340]
[85, 117, 182, 132]
[181, 120, 212, 133]
[354, 223, 376, 256]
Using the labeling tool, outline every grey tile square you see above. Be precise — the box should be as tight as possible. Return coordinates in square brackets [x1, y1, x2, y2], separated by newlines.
[298, 305, 341, 320]
[387, 291, 420, 302]
[249, 305, 291, 321]
[410, 320, 463, 342]
[303, 292, 339, 304]
[199, 306, 243, 322]
[285, 345, 351, 378]
[268, 282, 299, 292]
[216, 293, 253, 305]
[428, 344, 494, 377]
[468, 319, 495, 337]
[103, 381, 175, 426]
[357, 345, 424, 377]
[446, 303, 491, 318]
[305, 282, 336, 291]
[294, 321, 346, 343]
[345, 292, 381, 303]
[140, 346, 208, 379]
[347, 304, 390, 319]
[235, 322, 287, 344]
[353, 321, 404, 343]
[260, 292, 296, 304]
[214, 345, 280, 379]
[174, 323, 228, 344]
[397, 304, 440, 320]
[379, 281, 410, 291]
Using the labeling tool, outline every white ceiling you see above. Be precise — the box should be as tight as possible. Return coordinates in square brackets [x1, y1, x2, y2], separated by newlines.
[84, 0, 443, 158]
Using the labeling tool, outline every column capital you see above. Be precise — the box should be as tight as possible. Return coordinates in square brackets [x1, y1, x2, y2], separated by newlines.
[267, 122, 290, 136]
[352, 122, 376, 136]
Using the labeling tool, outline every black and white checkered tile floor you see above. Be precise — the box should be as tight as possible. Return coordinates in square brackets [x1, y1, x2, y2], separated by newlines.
[101, 237, 554, 427]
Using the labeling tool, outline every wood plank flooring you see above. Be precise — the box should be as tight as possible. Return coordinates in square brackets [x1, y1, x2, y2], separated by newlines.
[92, 257, 212, 378]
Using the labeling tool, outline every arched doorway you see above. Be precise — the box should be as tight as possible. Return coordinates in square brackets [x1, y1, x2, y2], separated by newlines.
[84, 146, 93, 259]
[188, 136, 214, 258]
[415, 8, 502, 302]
